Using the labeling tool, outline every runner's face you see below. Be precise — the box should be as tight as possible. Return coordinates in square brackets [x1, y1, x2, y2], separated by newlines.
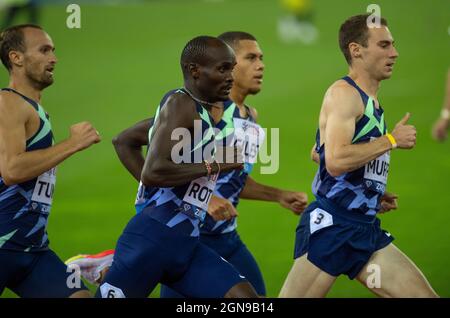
[197, 45, 236, 102]
[22, 28, 57, 90]
[361, 26, 398, 80]
[232, 40, 264, 95]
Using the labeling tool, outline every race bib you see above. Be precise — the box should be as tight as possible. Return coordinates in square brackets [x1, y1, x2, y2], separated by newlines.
[310, 208, 333, 234]
[363, 151, 390, 193]
[31, 167, 57, 206]
[183, 173, 218, 211]
[233, 118, 265, 164]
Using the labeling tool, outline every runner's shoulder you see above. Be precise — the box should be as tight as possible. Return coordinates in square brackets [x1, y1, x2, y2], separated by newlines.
[158, 90, 198, 126]
[164, 91, 197, 113]
[0, 91, 30, 118]
[324, 80, 363, 115]
[327, 80, 361, 101]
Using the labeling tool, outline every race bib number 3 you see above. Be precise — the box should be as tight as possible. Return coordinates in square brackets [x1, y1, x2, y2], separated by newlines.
[31, 168, 57, 206]
[310, 208, 333, 234]
[183, 174, 217, 211]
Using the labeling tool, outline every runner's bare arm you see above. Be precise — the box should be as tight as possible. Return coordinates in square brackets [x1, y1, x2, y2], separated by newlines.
[141, 94, 242, 187]
[432, 69, 450, 141]
[239, 176, 282, 201]
[240, 176, 308, 214]
[0, 95, 100, 185]
[113, 118, 153, 182]
[324, 85, 393, 176]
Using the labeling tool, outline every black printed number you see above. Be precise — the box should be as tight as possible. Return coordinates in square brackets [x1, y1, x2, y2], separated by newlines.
[107, 290, 116, 298]
[314, 213, 324, 225]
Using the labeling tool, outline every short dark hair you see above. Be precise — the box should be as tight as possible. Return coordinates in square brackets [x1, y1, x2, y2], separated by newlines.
[180, 35, 226, 78]
[339, 14, 388, 65]
[217, 31, 257, 50]
[0, 24, 43, 71]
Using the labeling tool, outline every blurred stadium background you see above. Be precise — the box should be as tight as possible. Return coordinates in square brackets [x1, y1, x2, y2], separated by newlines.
[0, 0, 449, 297]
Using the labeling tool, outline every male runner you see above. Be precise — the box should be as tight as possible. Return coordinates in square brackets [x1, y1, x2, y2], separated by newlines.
[0, 24, 100, 297]
[95, 36, 258, 298]
[67, 32, 308, 297]
[279, 14, 438, 298]
[161, 31, 308, 297]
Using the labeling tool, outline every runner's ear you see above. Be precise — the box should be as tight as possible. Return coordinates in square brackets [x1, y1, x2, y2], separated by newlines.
[188, 63, 200, 79]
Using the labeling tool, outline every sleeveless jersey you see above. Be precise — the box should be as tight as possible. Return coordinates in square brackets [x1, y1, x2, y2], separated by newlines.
[0, 88, 55, 252]
[314, 76, 390, 216]
[201, 101, 265, 235]
[134, 88, 219, 237]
